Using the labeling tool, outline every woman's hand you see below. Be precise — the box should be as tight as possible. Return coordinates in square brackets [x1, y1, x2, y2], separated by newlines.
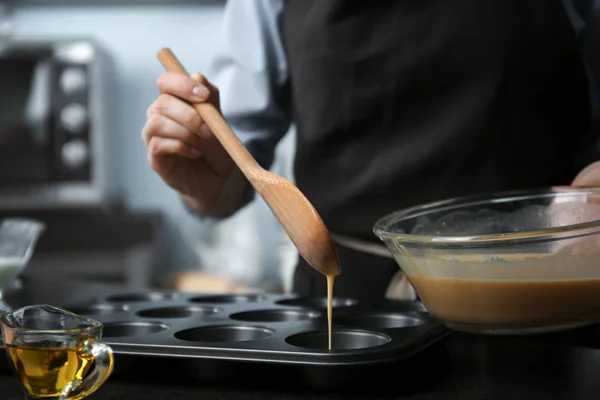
[572, 161, 600, 187]
[141, 72, 245, 216]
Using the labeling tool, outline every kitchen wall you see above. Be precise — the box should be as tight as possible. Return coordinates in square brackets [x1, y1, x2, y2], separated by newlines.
[4, 3, 298, 290]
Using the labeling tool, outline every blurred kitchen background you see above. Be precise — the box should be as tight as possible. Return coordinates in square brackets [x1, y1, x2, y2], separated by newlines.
[0, 0, 298, 294]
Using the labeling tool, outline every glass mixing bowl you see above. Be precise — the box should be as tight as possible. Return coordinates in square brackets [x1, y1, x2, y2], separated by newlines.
[373, 188, 600, 335]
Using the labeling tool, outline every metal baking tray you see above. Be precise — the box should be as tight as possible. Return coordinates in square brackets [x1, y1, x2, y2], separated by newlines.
[0, 290, 451, 388]
[67, 291, 448, 363]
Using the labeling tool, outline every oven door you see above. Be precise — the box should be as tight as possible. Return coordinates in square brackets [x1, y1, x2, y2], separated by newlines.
[0, 49, 55, 185]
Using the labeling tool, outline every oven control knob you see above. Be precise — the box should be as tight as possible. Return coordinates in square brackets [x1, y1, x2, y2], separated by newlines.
[61, 140, 89, 169]
[60, 67, 87, 94]
[60, 103, 87, 134]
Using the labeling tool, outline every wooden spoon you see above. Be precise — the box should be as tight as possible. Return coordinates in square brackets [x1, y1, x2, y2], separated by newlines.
[157, 48, 341, 278]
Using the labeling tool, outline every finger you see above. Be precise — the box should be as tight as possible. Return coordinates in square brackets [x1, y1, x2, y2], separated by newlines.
[572, 161, 600, 188]
[191, 71, 220, 112]
[147, 137, 202, 166]
[142, 114, 206, 150]
[157, 71, 210, 103]
[149, 94, 214, 140]
[550, 186, 573, 190]
[146, 103, 154, 118]
[189, 72, 216, 140]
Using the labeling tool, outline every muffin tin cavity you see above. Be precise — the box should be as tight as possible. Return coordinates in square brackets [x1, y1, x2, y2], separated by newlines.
[102, 322, 169, 338]
[336, 313, 426, 329]
[375, 300, 428, 313]
[106, 292, 177, 302]
[286, 330, 391, 350]
[175, 325, 274, 343]
[68, 303, 128, 316]
[230, 309, 320, 322]
[189, 294, 266, 304]
[137, 306, 219, 319]
[277, 297, 358, 309]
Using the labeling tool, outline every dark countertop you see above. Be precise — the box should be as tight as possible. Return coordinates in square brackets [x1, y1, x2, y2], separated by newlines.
[2, 271, 600, 400]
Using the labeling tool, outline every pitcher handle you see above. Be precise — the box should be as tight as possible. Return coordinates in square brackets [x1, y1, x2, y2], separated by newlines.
[59, 339, 115, 400]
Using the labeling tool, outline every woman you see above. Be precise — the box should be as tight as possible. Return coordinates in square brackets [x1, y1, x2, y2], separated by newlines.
[141, 0, 600, 301]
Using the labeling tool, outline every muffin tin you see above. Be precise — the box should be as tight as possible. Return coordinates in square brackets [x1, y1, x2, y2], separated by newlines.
[56, 290, 449, 366]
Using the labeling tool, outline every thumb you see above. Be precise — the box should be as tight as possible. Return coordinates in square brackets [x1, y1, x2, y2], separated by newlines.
[572, 161, 600, 188]
[190, 72, 203, 83]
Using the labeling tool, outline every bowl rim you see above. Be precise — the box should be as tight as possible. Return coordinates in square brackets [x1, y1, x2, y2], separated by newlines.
[372, 187, 600, 247]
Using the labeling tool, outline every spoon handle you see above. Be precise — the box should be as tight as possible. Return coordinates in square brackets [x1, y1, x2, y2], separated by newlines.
[157, 48, 261, 176]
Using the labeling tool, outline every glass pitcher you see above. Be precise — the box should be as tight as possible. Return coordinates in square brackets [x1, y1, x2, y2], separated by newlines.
[0, 219, 45, 309]
[0, 304, 114, 400]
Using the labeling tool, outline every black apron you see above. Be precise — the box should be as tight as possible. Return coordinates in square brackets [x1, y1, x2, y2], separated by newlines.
[280, 0, 591, 301]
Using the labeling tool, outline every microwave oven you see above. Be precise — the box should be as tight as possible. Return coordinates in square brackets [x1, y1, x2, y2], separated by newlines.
[0, 38, 119, 210]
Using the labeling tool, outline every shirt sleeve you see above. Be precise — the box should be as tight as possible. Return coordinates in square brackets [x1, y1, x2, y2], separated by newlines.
[193, 0, 292, 220]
